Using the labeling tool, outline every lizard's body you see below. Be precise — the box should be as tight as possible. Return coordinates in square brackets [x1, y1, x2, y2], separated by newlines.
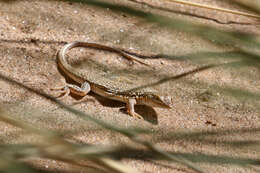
[55, 41, 170, 119]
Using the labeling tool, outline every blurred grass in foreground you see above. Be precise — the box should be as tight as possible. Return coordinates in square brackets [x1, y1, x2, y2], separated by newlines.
[0, 0, 260, 172]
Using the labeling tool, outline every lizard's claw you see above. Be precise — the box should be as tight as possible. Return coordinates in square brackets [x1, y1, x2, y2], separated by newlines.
[128, 111, 143, 119]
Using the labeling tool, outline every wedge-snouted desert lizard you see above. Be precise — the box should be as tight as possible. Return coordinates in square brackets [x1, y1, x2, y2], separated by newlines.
[55, 41, 171, 119]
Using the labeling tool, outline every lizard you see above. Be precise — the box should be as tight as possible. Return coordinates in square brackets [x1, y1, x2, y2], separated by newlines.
[53, 41, 171, 119]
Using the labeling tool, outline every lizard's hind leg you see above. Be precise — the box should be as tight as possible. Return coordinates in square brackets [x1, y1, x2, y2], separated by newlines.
[51, 82, 91, 100]
[50, 85, 71, 99]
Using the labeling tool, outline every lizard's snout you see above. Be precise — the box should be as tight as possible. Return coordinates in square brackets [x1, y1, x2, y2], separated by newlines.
[159, 96, 172, 109]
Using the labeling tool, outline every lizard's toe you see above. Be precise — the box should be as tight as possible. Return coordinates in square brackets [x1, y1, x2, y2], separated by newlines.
[129, 112, 143, 119]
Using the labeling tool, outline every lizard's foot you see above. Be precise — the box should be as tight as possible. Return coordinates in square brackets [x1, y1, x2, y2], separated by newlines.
[128, 111, 143, 119]
[50, 86, 70, 99]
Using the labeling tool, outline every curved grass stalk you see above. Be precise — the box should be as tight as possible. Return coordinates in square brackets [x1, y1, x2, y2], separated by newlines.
[165, 0, 260, 19]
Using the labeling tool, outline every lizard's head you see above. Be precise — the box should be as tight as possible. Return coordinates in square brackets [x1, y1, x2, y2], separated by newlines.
[141, 93, 171, 109]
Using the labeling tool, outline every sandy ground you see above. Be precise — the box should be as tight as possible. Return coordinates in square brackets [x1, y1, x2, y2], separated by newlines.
[0, 0, 260, 172]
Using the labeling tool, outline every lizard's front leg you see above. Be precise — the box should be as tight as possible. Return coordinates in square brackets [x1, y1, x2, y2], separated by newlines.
[51, 81, 91, 99]
[126, 98, 143, 119]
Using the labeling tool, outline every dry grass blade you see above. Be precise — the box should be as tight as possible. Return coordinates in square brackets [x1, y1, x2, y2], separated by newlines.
[0, 109, 141, 173]
[230, 0, 260, 14]
[165, 0, 260, 18]
[72, 0, 260, 51]
[124, 64, 219, 92]
[129, 136, 206, 173]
